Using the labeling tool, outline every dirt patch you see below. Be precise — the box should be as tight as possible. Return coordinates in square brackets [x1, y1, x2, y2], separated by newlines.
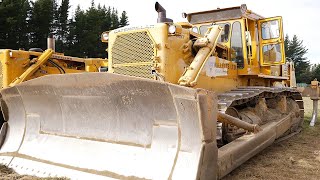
[0, 164, 68, 180]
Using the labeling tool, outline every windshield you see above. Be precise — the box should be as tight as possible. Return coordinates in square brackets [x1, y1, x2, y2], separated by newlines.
[199, 23, 230, 43]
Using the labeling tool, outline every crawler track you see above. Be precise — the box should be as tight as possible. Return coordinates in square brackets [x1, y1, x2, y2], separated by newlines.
[216, 86, 304, 179]
[217, 86, 304, 119]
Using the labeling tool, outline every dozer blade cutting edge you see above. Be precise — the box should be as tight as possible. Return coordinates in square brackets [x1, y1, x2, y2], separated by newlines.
[0, 73, 218, 180]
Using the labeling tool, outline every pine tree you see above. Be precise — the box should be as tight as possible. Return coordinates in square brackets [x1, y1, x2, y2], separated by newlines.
[0, 0, 31, 49]
[85, 2, 104, 57]
[29, 0, 56, 49]
[0, 0, 129, 57]
[18, 0, 31, 49]
[52, 0, 58, 34]
[311, 64, 320, 81]
[119, 11, 129, 27]
[66, 3, 128, 58]
[90, 0, 95, 7]
[285, 35, 310, 83]
[102, 6, 112, 30]
[56, 0, 70, 52]
[110, 8, 119, 30]
[67, 5, 86, 57]
[284, 34, 289, 56]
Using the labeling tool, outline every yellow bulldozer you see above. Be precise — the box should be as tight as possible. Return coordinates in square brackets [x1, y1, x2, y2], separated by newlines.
[0, 37, 108, 88]
[0, 2, 303, 180]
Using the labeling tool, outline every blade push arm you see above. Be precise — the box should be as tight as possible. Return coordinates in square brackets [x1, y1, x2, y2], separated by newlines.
[9, 49, 54, 87]
[178, 25, 222, 87]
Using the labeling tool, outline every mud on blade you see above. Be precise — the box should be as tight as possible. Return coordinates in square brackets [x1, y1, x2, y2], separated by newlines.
[0, 73, 217, 180]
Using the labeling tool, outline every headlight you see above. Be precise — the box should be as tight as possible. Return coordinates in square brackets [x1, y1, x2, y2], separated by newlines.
[168, 25, 176, 34]
[101, 32, 109, 42]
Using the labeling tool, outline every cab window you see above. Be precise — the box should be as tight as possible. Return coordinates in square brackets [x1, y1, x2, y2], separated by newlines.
[261, 20, 280, 40]
[199, 25, 210, 35]
[230, 21, 244, 69]
[262, 43, 282, 63]
[192, 26, 199, 34]
[217, 23, 230, 43]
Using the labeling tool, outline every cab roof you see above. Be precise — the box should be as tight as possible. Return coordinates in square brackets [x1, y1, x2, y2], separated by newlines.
[186, 4, 264, 24]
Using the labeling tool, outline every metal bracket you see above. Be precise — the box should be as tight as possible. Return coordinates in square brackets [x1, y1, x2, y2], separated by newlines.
[310, 79, 319, 126]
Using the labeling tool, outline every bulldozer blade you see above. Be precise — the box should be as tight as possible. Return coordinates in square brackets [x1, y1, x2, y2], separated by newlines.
[0, 73, 217, 180]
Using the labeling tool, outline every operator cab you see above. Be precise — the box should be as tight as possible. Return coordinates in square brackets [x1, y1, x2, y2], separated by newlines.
[185, 4, 286, 77]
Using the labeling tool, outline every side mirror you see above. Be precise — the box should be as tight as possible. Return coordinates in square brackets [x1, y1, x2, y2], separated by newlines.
[182, 12, 187, 18]
[245, 31, 252, 46]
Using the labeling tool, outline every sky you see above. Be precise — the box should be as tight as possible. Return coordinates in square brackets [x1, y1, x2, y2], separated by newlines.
[68, 0, 320, 64]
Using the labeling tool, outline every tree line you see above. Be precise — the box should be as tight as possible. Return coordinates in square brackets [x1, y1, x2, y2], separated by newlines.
[284, 35, 319, 84]
[0, 0, 129, 58]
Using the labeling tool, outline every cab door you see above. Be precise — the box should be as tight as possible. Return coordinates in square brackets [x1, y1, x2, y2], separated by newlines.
[258, 17, 285, 66]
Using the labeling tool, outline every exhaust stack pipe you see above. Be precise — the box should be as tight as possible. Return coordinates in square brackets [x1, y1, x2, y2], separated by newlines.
[155, 2, 173, 23]
[47, 34, 55, 51]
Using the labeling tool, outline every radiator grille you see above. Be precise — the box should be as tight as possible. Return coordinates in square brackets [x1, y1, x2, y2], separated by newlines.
[0, 61, 3, 88]
[111, 31, 155, 79]
[112, 31, 154, 64]
[113, 65, 154, 79]
[0, 52, 3, 88]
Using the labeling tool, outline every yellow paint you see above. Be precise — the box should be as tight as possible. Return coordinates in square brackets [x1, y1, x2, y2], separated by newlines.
[0, 49, 108, 88]
[106, 6, 292, 92]
[9, 49, 54, 86]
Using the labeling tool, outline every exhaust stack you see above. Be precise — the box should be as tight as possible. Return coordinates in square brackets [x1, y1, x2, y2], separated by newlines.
[155, 2, 173, 23]
[47, 34, 55, 51]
